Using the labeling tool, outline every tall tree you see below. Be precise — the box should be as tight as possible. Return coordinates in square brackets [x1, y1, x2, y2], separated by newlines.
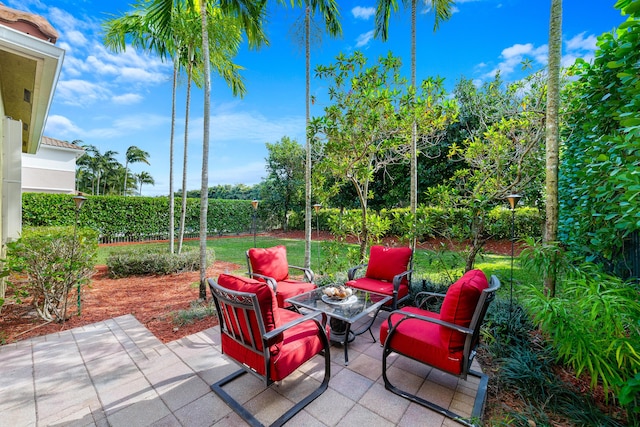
[289, 0, 341, 269]
[374, 0, 454, 249]
[147, 0, 268, 299]
[544, 0, 562, 296]
[123, 146, 150, 195]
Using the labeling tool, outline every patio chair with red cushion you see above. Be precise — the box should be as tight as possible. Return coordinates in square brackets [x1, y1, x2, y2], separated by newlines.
[346, 245, 413, 311]
[379, 269, 500, 426]
[208, 273, 331, 427]
[246, 245, 316, 308]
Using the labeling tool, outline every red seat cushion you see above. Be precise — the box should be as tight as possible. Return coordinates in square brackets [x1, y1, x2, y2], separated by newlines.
[365, 246, 412, 284]
[248, 245, 289, 282]
[273, 279, 316, 308]
[439, 269, 488, 351]
[380, 307, 465, 375]
[346, 277, 409, 305]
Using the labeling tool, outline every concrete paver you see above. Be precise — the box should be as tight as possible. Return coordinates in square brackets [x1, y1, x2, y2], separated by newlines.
[0, 312, 485, 426]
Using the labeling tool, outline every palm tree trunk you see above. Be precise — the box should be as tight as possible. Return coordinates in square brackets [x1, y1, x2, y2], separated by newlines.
[304, 5, 312, 269]
[178, 59, 193, 254]
[199, 0, 211, 300]
[410, 0, 418, 252]
[544, 0, 562, 297]
[169, 56, 178, 254]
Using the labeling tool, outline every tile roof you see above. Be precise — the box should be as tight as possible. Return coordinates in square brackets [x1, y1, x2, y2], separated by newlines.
[41, 136, 85, 151]
[0, 4, 58, 43]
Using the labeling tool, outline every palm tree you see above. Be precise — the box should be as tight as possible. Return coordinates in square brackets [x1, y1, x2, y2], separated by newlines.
[544, 0, 562, 297]
[375, 0, 454, 249]
[103, 8, 179, 251]
[123, 145, 150, 195]
[290, 0, 341, 269]
[146, 0, 268, 299]
[136, 171, 156, 195]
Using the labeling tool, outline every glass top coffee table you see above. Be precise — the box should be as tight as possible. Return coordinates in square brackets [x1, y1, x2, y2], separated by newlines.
[286, 287, 391, 365]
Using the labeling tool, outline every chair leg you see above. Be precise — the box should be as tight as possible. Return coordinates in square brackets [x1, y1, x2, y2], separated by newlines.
[382, 346, 487, 427]
[212, 348, 331, 427]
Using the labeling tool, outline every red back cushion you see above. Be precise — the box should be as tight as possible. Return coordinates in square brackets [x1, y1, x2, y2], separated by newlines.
[365, 246, 412, 283]
[248, 245, 289, 282]
[439, 269, 488, 351]
[217, 273, 280, 334]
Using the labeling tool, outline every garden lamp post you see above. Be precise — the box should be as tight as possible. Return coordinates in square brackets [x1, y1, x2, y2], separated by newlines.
[251, 200, 259, 248]
[313, 204, 321, 269]
[506, 193, 521, 325]
[72, 195, 86, 317]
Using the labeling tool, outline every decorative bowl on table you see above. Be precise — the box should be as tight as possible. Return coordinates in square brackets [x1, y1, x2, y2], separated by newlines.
[321, 286, 356, 304]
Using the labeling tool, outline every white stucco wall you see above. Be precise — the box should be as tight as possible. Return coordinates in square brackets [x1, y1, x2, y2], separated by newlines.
[22, 144, 79, 193]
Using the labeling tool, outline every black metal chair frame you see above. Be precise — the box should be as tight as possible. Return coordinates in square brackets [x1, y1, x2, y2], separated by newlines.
[381, 275, 500, 427]
[209, 278, 331, 427]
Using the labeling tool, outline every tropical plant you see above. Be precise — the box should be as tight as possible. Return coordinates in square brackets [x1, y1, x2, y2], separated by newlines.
[146, 0, 268, 299]
[136, 171, 155, 195]
[122, 145, 151, 195]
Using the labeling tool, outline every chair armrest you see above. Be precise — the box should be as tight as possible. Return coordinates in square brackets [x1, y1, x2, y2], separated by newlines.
[414, 291, 445, 310]
[348, 263, 368, 280]
[392, 269, 413, 287]
[246, 272, 278, 292]
[289, 265, 315, 282]
[386, 309, 473, 337]
[264, 310, 328, 341]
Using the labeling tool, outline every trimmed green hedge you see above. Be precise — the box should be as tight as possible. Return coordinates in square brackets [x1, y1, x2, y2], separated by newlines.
[22, 193, 542, 243]
[22, 193, 255, 243]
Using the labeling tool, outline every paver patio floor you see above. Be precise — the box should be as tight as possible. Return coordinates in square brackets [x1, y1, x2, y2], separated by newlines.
[0, 311, 483, 426]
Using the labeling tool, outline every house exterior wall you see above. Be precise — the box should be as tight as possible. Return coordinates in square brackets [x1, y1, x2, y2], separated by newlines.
[22, 144, 77, 193]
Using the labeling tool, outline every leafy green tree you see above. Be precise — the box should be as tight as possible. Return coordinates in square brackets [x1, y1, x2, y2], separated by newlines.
[446, 73, 547, 270]
[559, 0, 640, 279]
[311, 51, 434, 259]
[261, 136, 305, 230]
[374, 0, 454, 248]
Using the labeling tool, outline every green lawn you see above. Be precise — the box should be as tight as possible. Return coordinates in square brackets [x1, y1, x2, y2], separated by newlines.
[97, 235, 538, 299]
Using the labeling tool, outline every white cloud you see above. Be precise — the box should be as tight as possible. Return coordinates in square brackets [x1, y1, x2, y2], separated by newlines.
[65, 30, 88, 46]
[112, 93, 143, 105]
[44, 115, 83, 138]
[483, 42, 548, 79]
[55, 79, 112, 106]
[566, 32, 598, 52]
[356, 30, 375, 48]
[352, 6, 375, 20]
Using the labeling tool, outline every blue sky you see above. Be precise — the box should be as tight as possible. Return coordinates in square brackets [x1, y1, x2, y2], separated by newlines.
[7, 0, 626, 196]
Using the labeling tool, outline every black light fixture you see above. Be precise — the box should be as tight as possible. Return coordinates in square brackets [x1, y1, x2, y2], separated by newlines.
[506, 194, 521, 326]
[313, 204, 322, 269]
[72, 195, 87, 317]
[251, 200, 259, 248]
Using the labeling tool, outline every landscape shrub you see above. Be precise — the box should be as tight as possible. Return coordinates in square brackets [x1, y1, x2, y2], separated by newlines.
[523, 263, 640, 398]
[106, 248, 213, 278]
[4, 226, 98, 322]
